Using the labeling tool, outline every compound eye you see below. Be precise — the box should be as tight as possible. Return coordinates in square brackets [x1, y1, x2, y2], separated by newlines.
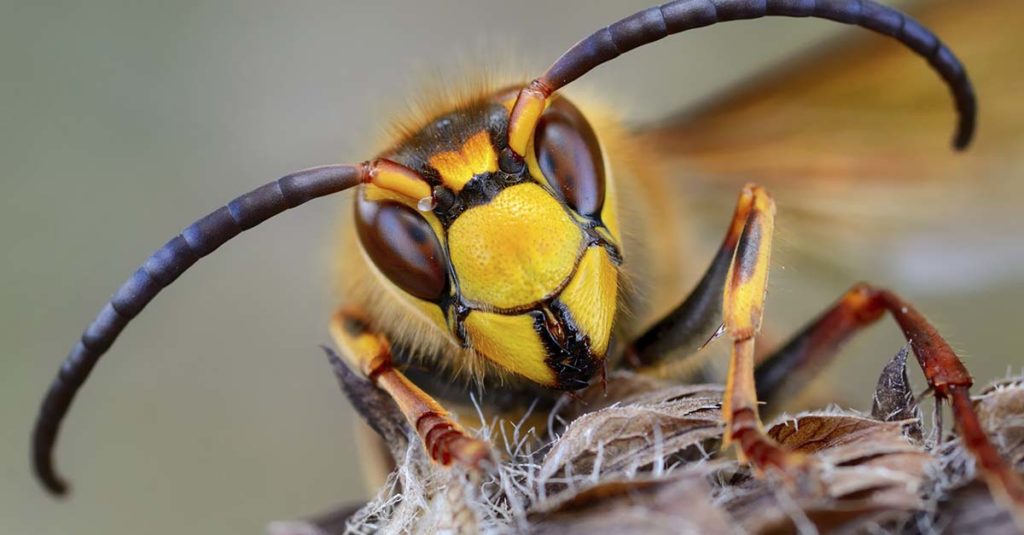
[534, 98, 606, 217]
[355, 195, 448, 302]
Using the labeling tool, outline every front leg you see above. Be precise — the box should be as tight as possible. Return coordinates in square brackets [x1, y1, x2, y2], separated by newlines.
[627, 183, 796, 469]
[329, 309, 491, 468]
[713, 185, 799, 470]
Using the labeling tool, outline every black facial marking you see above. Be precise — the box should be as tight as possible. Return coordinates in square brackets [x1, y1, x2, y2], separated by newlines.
[532, 305, 601, 391]
[383, 99, 536, 227]
[432, 185, 456, 212]
[448, 301, 472, 349]
[498, 147, 525, 175]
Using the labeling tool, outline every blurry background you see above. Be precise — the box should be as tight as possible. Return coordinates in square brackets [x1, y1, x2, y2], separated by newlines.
[1, 1, 1020, 534]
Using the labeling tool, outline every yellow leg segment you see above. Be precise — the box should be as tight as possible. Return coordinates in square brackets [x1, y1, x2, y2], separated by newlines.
[719, 184, 800, 471]
[330, 309, 491, 469]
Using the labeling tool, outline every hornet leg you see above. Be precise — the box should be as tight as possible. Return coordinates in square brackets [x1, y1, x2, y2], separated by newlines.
[330, 309, 491, 469]
[627, 183, 794, 469]
[625, 183, 760, 372]
[753, 283, 1024, 512]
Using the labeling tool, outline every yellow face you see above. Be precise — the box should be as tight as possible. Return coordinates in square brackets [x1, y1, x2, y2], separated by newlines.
[356, 93, 621, 390]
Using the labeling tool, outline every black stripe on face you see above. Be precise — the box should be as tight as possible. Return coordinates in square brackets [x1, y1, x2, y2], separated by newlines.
[431, 169, 532, 228]
[384, 101, 528, 228]
[532, 304, 601, 391]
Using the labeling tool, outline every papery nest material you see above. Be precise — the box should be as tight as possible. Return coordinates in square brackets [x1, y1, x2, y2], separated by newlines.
[268, 348, 1024, 535]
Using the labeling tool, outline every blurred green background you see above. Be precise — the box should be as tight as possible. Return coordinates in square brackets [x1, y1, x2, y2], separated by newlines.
[2, 1, 1021, 534]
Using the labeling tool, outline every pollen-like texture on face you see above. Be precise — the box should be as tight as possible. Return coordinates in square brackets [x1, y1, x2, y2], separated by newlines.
[448, 183, 583, 310]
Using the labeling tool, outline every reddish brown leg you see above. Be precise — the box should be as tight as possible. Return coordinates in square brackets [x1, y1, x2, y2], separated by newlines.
[330, 309, 491, 469]
[753, 284, 892, 407]
[755, 284, 1024, 514]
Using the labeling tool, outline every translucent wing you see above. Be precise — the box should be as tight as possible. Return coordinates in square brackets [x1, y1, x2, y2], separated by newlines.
[642, 0, 1024, 296]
